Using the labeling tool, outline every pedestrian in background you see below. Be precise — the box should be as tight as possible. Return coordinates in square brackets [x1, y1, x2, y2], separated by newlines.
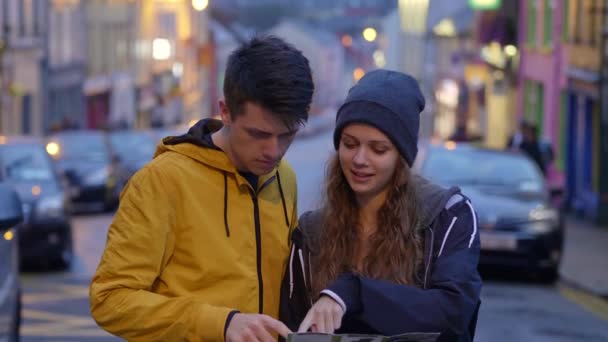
[280, 70, 482, 342]
[90, 35, 314, 342]
[508, 120, 550, 175]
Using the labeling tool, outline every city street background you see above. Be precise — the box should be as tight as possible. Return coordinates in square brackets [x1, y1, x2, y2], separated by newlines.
[18, 130, 608, 342]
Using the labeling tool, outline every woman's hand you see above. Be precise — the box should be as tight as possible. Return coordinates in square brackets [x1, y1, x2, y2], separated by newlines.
[297, 295, 345, 334]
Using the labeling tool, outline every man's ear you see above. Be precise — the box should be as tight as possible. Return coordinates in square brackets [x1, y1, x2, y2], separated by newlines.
[219, 100, 232, 126]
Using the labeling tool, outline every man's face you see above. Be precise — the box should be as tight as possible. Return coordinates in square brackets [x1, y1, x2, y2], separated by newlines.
[221, 101, 299, 175]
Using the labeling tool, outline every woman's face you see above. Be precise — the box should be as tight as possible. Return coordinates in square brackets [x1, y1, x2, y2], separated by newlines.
[338, 123, 400, 202]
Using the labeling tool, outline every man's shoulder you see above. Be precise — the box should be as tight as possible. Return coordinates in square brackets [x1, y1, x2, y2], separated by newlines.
[277, 159, 297, 188]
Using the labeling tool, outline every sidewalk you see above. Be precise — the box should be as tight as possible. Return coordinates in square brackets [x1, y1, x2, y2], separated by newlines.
[560, 216, 608, 298]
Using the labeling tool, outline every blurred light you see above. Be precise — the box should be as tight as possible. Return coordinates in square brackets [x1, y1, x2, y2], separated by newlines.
[444, 141, 457, 150]
[172, 63, 184, 78]
[373, 50, 386, 68]
[0, 136, 6, 144]
[153, 39, 172, 61]
[362, 27, 377, 42]
[188, 119, 198, 128]
[504, 44, 518, 57]
[468, 0, 502, 11]
[353, 68, 365, 81]
[4, 230, 14, 241]
[192, 0, 208, 11]
[341, 35, 353, 47]
[46, 142, 60, 156]
[433, 19, 456, 37]
[493, 70, 504, 80]
[32, 185, 41, 197]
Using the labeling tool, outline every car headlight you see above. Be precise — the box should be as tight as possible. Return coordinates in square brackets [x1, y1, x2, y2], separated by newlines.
[36, 193, 65, 218]
[529, 207, 559, 221]
[522, 207, 560, 234]
[83, 167, 110, 185]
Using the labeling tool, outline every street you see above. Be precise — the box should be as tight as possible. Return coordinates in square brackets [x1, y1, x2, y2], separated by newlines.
[19, 130, 608, 342]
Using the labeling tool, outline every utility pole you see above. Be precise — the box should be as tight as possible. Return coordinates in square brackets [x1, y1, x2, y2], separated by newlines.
[0, 21, 10, 135]
[599, 3, 608, 226]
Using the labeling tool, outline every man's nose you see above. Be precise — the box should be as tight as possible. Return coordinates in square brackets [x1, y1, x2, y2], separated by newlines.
[263, 137, 282, 160]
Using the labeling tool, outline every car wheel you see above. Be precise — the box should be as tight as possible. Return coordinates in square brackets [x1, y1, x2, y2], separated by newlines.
[51, 231, 73, 270]
[9, 290, 21, 342]
[538, 267, 559, 284]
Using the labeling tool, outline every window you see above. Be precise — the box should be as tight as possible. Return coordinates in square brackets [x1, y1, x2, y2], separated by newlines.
[543, 0, 553, 47]
[563, 0, 569, 41]
[523, 80, 545, 135]
[527, 0, 538, 47]
[573, 0, 583, 43]
[589, 0, 597, 46]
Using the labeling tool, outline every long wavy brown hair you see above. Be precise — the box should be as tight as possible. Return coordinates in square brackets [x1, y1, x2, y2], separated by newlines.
[310, 154, 424, 296]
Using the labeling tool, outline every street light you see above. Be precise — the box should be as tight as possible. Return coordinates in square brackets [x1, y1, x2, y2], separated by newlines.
[362, 27, 377, 42]
[192, 0, 208, 11]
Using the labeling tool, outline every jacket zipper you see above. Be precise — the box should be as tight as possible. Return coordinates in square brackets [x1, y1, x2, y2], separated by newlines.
[423, 228, 434, 289]
[250, 189, 264, 313]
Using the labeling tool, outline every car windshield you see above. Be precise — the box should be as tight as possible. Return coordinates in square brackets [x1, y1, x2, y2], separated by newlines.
[421, 147, 545, 191]
[109, 132, 157, 162]
[51, 133, 108, 162]
[0, 144, 55, 182]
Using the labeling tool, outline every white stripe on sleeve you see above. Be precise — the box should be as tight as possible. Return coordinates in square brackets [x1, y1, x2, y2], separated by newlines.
[466, 201, 477, 248]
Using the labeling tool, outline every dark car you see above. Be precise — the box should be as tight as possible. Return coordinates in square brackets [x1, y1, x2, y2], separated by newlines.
[415, 141, 564, 283]
[0, 137, 73, 269]
[0, 182, 22, 341]
[46, 131, 125, 212]
[108, 130, 158, 177]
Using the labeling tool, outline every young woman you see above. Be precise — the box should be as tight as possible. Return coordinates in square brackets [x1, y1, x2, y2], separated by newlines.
[280, 70, 482, 342]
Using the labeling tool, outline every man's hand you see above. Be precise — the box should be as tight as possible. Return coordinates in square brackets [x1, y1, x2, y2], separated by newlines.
[297, 295, 345, 334]
[225, 313, 291, 342]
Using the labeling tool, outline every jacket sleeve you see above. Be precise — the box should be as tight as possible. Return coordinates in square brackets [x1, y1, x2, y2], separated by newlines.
[325, 200, 481, 336]
[89, 166, 234, 342]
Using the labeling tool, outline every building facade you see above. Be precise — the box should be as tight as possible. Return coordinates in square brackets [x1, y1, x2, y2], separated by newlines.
[47, 0, 87, 132]
[0, 0, 49, 136]
[517, 0, 568, 189]
[564, 0, 605, 221]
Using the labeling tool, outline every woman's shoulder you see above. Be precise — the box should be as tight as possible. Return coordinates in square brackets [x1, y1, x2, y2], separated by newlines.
[298, 209, 324, 238]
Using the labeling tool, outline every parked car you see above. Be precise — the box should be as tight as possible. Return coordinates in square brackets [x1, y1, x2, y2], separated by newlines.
[0, 182, 23, 341]
[414, 141, 564, 283]
[46, 130, 125, 212]
[0, 137, 73, 269]
[108, 130, 158, 177]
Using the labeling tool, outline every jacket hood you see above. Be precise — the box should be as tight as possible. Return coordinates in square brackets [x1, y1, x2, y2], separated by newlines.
[154, 119, 240, 175]
[413, 175, 461, 230]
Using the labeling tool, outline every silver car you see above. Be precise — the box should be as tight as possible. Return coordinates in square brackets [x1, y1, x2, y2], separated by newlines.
[0, 183, 22, 341]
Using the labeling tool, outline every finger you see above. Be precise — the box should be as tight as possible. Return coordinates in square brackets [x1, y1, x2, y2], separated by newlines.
[262, 316, 292, 338]
[326, 311, 336, 333]
[332, 307, 342, 331]
[316, 313, 326, 334]
[251, 321, 275, 342]
[297, 312, 314, 333]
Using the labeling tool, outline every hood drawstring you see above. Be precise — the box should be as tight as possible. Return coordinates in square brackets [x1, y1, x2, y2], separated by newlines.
[223, 172, 230, 237]
[223, 171, 290, 239]
[276, 172, 291, 240]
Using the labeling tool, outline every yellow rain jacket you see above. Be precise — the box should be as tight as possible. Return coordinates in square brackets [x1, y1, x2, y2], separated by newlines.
[90, 119, 298, 341]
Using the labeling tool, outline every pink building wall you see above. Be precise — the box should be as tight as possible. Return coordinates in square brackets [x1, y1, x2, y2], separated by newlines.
[517, 0, 566, 187]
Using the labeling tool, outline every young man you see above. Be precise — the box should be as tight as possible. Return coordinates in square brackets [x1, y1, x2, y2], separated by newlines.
[90, 36, 314, 342]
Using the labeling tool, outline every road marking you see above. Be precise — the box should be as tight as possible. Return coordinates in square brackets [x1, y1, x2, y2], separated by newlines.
[559, 284, 608, 321]
[21, 309, 111, 337]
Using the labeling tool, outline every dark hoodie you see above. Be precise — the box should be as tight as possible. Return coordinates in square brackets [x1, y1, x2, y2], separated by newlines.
[279, 177, 482, 342]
